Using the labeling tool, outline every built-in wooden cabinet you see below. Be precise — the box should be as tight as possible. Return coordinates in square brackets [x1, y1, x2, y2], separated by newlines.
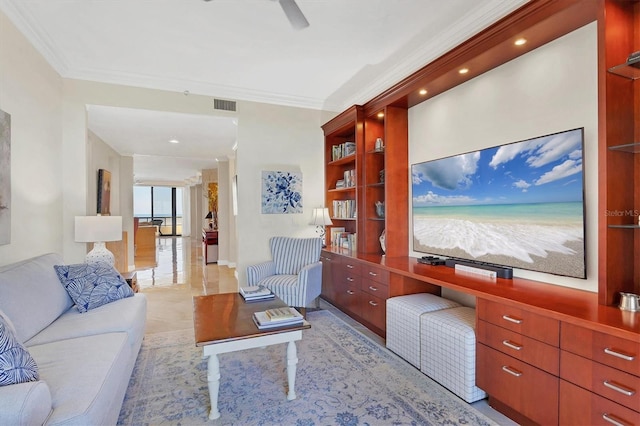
[320, 1, 640, 423]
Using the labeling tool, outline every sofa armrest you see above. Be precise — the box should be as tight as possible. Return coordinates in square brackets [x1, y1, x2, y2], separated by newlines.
[246, 261, 276, 285]
[0, 380, 52, 426]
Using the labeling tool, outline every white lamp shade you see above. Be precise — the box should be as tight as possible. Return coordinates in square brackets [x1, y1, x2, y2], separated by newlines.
[310, 207, 333, 226]
[75, 216, 123, 243]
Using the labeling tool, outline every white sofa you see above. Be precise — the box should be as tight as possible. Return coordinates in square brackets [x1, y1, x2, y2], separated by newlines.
[0, 253, 147, 425]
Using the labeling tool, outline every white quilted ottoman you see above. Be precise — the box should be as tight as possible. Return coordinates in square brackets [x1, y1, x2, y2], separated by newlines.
[386, 293, 460, 368]
[420, 306, 486, 403]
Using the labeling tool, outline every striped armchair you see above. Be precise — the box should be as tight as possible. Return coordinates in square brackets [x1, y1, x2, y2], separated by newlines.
[246, 237, 322, 308]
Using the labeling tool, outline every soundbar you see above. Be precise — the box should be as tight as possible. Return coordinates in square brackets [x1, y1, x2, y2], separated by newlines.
[445, 258, 513, 279]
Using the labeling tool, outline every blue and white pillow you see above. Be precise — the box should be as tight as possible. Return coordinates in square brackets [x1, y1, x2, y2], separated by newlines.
[0, 310, 39, 386]
[54, 263, 134, 313]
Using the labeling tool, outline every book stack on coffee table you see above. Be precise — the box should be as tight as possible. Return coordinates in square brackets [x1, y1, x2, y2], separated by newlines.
[253, 307, 304, 330]
[239, 285, 275, 302]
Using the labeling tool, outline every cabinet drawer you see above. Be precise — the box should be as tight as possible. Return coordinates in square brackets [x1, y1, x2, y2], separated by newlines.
[560, 380, 640, 426]
[477, 298, 559, 346]
[361, 264, 389, 285]
[360, 279, 389, 299]
[477, 343, 559, 426]
[561, 350, 640, 412]
[340, 259, 362, 276]
[360, 293, 386, 331]
[341, 273, 361, 288]
[335, 285, 361, 318]
[477, 319, 559, 375]
[561, 322, 640, 376]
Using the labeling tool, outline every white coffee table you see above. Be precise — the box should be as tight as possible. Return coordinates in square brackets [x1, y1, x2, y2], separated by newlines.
[193, 293, 310, 420]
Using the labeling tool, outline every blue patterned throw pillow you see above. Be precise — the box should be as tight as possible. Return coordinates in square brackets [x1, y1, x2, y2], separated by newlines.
[54, 263, 134, 313]
[0, 311, 39, 386]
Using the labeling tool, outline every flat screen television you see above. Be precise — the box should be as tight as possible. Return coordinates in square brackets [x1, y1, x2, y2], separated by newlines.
[411, 128, 586, 279]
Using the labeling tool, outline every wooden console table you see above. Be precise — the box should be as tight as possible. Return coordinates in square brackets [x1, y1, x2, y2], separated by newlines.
[202, 229, 218, 264]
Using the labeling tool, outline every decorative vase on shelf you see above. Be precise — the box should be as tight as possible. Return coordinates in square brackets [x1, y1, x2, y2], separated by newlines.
[379, 229, 386, 254]
[375, 201, 385, 218]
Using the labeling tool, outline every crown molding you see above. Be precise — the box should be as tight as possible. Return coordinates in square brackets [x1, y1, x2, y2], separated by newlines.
[334, 0, 528, 111]
[0, 0, 70, 76]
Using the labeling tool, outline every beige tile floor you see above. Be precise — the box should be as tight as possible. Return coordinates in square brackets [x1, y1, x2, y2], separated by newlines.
[134, 235, 516, 425]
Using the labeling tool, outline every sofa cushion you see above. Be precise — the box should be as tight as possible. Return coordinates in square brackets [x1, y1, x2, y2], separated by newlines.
[54, 263, 133, 313]
[25, 293, 147, 348]
[28, 332, 133, 426]
[0, 253, 73, 342]
[0, 313, 39, 386]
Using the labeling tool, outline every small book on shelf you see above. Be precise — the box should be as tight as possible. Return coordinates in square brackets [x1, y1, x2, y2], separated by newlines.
[239, 285, 275, 302]
[253, 307, 303, 329]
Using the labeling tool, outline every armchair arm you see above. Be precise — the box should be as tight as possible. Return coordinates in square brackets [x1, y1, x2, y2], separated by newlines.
[246, 261, 276, 286]
[0, 381, 52, 426]
[297, 261, 323, 307]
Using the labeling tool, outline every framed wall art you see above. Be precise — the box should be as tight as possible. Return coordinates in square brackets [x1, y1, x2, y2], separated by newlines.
[97, 169, 112, 215]
[0, 109, 10, 245]
[261, 170, 302, 214]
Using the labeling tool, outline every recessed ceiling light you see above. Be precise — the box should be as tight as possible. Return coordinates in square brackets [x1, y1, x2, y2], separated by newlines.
[514, 38, 527, 46]
[377, 112, 384, 118]
[419, 89, 428, 96]
[169, 139, 179, 144]
[459, 68, 469, 75]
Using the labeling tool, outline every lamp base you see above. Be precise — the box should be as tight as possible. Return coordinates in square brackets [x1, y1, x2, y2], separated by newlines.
[316, 225, 327, 248]
[86, 242, 115, 266]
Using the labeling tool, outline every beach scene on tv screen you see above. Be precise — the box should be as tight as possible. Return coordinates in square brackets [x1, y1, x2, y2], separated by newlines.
[412, 128, 586, 279]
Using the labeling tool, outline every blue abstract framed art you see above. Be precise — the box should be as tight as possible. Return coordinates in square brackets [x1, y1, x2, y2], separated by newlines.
[261, 170, 302, 214]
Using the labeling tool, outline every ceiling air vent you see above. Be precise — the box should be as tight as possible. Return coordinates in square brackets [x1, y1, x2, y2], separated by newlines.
[214, 99, 237, 112]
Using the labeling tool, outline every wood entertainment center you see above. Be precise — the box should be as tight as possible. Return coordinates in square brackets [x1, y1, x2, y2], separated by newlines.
[320, 1, 640, 424]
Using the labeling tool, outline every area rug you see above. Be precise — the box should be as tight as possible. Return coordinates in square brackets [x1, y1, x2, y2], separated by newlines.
[118, 310, 496, 425]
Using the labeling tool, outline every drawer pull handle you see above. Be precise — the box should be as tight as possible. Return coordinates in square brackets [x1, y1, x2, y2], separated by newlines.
[501, 315, 522, 324]
[603, 380, 636, 396]
[368, 271, 378, 277]
[604, 348, 636, 361]
[502, 340, 523, 351]
[347, 264, 354, 269]
[602, 413, 629, 426]
[346, 290, 355, 295]
[368, 286, 378, 292]
[347, 277, 354, 282]
[368, 301, 378, 307]
[501, 366, 522, 377]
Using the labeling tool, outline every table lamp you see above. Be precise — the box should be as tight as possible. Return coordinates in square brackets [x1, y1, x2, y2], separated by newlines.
[310, 207, 333, 247]
[75, 215, 123, 266]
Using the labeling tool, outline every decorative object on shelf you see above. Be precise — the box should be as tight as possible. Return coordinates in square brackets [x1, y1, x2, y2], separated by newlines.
[75, 215, 123, 266]
[627, 50, 640, 68]
[379, 229, 386, 253]
[205, 211, 215, 229]
[310, 207, 333, 247]
[375, 201, 385, 218]
[619, 292, 639, 312]
[379, 169, 385, 183]
[0, 109, 10, 246]
[375, 137, 384, 151]
[261, 170, 303, 214]
[97, 169, 111, 215]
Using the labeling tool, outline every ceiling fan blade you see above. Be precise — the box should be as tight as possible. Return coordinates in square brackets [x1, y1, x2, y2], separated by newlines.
[278, 0, 309, 30]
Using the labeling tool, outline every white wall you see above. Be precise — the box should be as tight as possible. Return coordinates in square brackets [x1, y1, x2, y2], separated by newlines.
[1, 7, 332, 271]
[0, 9, 64, 265]
[409, 23, 598, 293]
[236, 102, 328, 285]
